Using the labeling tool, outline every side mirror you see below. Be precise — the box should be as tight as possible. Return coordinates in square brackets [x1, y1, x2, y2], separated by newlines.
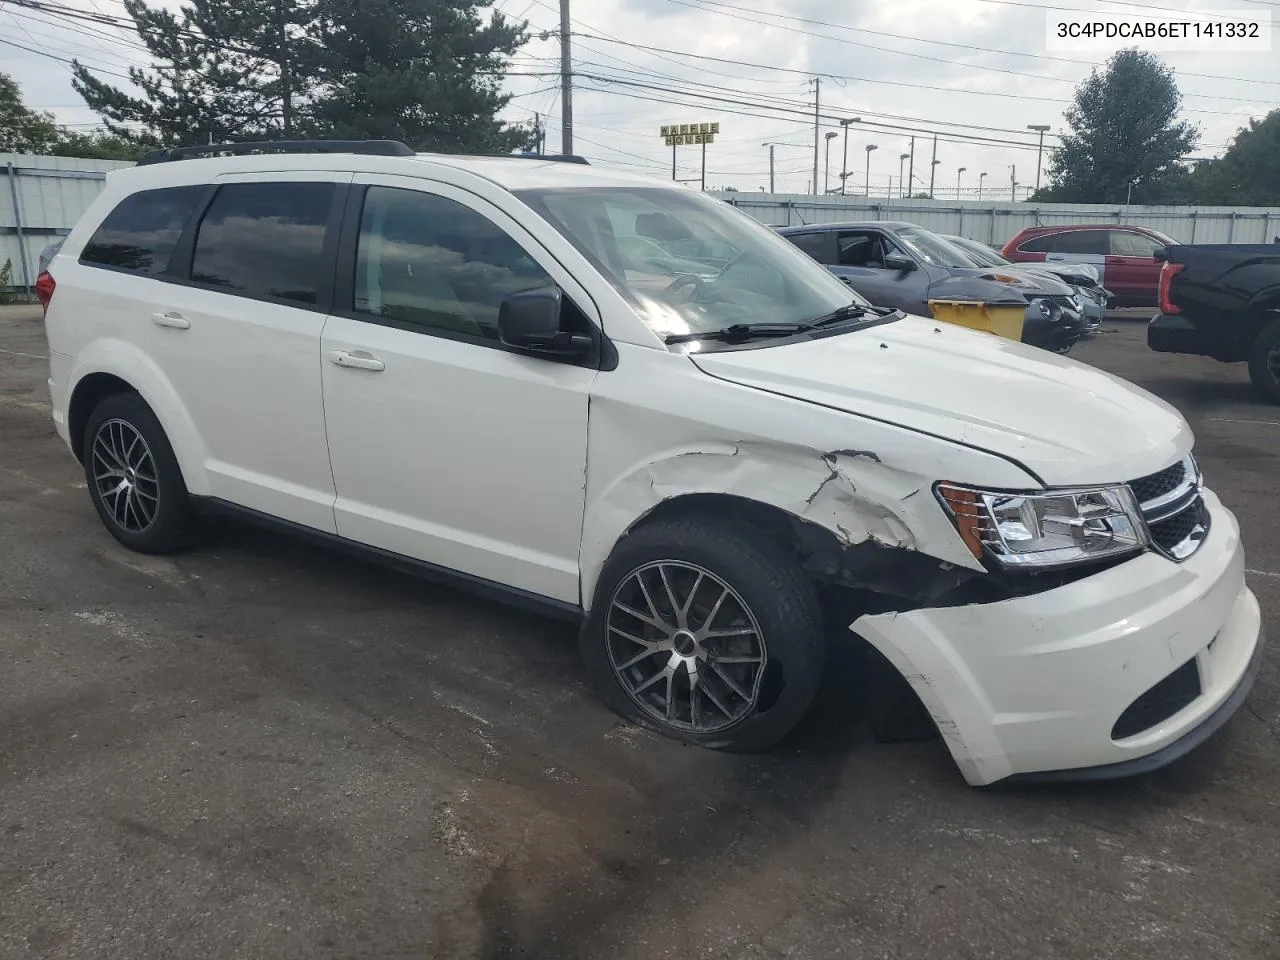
[883, 253, 917, 272]
[499, 286, 592, 358]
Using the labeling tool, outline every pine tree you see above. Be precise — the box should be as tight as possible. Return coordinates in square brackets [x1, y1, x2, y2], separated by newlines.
[72, 0, 320, 145]
[308, 0, 536, 153]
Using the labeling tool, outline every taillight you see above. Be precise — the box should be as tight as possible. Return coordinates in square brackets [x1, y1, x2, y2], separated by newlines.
[35, 270, 56, 315]
[1158, 262, 1184, 315]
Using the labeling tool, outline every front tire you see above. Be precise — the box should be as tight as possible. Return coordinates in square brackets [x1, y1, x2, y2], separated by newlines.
[82, 392, 197, 554]
[1247, 317, 1280, 404]
[580, 515, 825, 752]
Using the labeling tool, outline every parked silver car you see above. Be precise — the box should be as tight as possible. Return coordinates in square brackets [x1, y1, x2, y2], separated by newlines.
[943, 234, 1109, 328]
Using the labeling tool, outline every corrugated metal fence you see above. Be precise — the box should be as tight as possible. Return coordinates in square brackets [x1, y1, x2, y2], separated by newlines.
[1, 154, 132, 295]
[719, 193, 1280, 247]
[4, 154, 1280, 293]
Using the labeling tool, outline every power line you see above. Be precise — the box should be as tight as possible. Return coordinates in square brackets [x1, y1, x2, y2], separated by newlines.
[612, 0, 1280, 93]
[653, 0, 1280, 110]
[0, 34, 134, 79]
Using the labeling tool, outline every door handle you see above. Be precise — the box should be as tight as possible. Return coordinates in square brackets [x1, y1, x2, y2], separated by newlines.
[328, 350, 385, 372]
[151, 311, 190, 329]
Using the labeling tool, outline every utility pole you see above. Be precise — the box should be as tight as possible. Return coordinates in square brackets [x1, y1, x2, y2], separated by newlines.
[1028, 124, 1050, 194]
[810, 77, 820, 196]
[907, 136, 915, 198]
[1010, 164, 1017, 202]
[701, 139, 707, 191]
[928, 134, 938, 198]
[764, 143, 775, 193]
[559, 0, 573, 154]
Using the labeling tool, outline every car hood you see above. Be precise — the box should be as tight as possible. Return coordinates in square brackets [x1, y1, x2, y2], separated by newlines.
[948, 266, 1074, 295]
[689, 315, 1190, 486]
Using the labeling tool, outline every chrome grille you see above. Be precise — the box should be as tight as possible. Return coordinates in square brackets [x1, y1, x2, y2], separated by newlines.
[1128, 454, 1208, 561]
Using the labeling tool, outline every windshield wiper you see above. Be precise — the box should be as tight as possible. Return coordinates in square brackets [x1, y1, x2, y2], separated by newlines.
[663, 303, 896, 346]
[664, 322, 812, 345]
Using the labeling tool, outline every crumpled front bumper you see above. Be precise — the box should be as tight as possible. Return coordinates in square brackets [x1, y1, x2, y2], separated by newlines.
[852, 489, 1263, 786]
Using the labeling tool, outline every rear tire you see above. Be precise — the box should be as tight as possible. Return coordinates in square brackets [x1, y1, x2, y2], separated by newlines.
[82, 392, 197, 554]
[1247, 317, 1280, 404]
[580, 515, 825, 752]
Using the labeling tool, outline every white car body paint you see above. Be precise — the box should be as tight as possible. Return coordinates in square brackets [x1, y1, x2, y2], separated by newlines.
[43, 151, 1262, 785]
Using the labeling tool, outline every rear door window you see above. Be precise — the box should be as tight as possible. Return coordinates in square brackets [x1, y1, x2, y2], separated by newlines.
[190, 182, 335, 305]
[79, 186, 205, 275]
[1110, 231, 1165, 257]
[1019, 230, 1110, 255]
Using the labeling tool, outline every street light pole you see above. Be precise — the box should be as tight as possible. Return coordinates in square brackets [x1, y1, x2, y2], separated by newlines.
[978, 172, 987, 200]
[956, 166, 966, 200]
[1028, 124, 1050, 194]
[764, 143, 775, 194]
[928, 134, 938, 197]
[839, 117, 860, 196]
[898, 153, 908, 199]
[864, 143, 878, 197]
[1010, 164, 1017, 202]
[824, 131, 837, 193]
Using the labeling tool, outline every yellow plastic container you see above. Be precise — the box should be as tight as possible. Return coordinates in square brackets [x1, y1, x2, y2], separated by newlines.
[928, 299, 1025, 342]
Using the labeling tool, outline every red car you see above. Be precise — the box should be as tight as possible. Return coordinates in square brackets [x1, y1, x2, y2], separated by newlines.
[1002, 225, 1177, 307]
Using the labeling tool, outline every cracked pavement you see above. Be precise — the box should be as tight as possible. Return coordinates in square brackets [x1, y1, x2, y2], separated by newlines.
[1, 305, 1277, 959]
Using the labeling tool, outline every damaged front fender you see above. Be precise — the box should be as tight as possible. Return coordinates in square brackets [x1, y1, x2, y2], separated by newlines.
[578, 440, 989, 610]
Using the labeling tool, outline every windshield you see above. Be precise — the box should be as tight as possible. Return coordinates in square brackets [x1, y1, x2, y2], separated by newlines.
[894, 227, 984, 269]
[515, 186, 870, 339]
[946, 236, 1009, 268]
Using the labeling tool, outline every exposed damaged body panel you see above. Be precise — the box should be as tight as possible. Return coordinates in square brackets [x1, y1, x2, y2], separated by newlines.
[578, 341, 1039, 610]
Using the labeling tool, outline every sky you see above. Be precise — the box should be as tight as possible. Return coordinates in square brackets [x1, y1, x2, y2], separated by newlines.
[3, 0, 1278, 197]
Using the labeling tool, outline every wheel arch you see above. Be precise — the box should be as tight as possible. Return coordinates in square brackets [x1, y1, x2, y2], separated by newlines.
[65, 341, 208, 493]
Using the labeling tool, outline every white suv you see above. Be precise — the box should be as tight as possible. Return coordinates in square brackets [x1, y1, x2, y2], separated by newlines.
[38, 141, 1263, 786]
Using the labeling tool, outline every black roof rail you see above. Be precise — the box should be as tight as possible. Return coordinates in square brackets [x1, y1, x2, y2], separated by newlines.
[514, 152, 590, 164]
[136, 139, 415, 166]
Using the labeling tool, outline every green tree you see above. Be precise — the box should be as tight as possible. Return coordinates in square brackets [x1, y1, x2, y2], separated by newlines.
[308, 0, 536, 153]
[0, 72, 60, 152]
[1036, 49, 1197, 204]
[1189, 110, 1280, 207]
[47, 132, 149, 162]
[72, 0, 320, 145]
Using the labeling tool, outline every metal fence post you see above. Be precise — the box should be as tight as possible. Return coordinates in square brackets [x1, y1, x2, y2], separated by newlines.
[4, 162, 33, 295]
[1227, 212, 1236, 244]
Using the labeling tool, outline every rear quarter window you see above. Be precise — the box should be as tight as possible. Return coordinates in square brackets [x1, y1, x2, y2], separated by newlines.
[79, 186, 206, 275]
[785, 231, 828, 263]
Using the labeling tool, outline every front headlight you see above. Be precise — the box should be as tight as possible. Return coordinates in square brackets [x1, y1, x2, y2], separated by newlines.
[1032, 299, 1060, 321]
[937, 483, 1147, 570]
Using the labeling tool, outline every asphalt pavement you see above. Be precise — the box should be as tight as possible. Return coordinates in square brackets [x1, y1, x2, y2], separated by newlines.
[1, 303, 1277, 960]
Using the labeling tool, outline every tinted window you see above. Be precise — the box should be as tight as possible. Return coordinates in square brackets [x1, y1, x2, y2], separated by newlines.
[80, 186, 204, 275]
[785, 231, 828, 262]
[1019, 230, 1110, 255]
[1110, 231, 1165, 257]
[837, 232, 892, 267]
[354, 186, 553, 339]
[190, 182, 334, 304]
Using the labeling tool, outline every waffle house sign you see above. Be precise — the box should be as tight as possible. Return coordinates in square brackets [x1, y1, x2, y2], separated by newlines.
[661, 122, 720, 146]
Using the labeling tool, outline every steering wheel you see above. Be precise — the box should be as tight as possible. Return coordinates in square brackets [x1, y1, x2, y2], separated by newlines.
[664, 274, 707, 302]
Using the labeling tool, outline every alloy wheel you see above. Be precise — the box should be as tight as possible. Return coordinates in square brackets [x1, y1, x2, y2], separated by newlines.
[91, 419, 159, 533]
[606, 561, 767, 734]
